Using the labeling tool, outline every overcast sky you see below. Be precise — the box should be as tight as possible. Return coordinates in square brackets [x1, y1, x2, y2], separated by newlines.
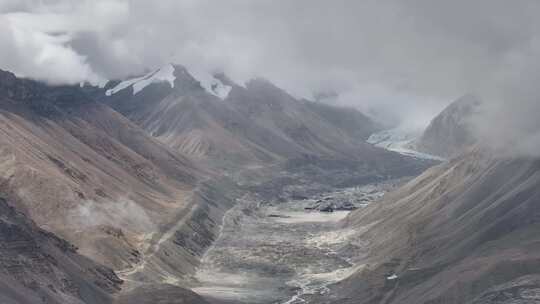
[1, 0, 540, 149]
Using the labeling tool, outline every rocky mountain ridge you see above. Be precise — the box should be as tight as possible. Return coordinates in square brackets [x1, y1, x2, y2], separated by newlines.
[416, 94, 480, 158]
[0, 195, 121, 304]
[0, 67, 435, 303]
[93, 65, 382, 169]
[0, 68, 236, 302]
[314, 147, 540, 304]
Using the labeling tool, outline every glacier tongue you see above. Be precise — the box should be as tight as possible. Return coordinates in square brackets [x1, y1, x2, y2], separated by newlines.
[367, 128, 445, 160]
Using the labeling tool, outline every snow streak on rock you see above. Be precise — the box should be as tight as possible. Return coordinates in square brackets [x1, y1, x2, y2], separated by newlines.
[105, 64, 176, 96]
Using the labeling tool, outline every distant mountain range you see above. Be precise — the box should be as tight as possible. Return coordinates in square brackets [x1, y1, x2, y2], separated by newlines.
[309, 92, 540, 304]
[317, 145, 540, 304]
[2, 62, 539, 304]
[89, 64, 382, 169]
[368, 94, 480, 160]
[0, 66, 431, 303]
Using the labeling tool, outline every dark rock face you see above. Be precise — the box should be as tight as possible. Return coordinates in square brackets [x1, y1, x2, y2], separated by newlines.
[319, 205, 334, 212]
[0, 196, 121, 304]
[416, 94, 480, 158]
[0, 70, 94, 117]
[334, 201, 357, 211]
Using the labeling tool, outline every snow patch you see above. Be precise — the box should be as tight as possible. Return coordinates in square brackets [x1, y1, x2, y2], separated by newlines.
[105, 64, 176, 96]
[105, 76, 145, 96]
[104, 64, 232, 99]
[187, 68, 232, 100]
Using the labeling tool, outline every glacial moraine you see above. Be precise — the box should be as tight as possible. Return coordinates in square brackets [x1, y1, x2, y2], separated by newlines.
[193, 181, 401, 304]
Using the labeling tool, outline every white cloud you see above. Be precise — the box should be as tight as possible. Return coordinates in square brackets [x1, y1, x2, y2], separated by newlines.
[1, 0, 540, 155]
[8, 23, 100, 83]
[68, 198, 155, 234]
[0, 0, 128, 84]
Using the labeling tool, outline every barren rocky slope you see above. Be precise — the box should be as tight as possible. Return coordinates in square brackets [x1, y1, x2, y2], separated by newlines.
[92, 66, 436, 296]
[96, 65, 382, 169]
[315, 148, 540, 304]
[416, 95, 480, 158]
[0, 67, 436, 303]
[95, 65, 433, 199]
[0, 69, 239, 296]
[0, 196, 121, 304]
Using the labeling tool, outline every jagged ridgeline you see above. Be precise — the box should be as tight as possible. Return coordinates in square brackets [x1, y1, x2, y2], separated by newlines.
[0, 67, 432, 303]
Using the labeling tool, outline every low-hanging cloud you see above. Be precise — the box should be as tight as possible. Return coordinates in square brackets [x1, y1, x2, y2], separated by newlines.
[68, 198, 156, 234]
[1, 0, 540, 156]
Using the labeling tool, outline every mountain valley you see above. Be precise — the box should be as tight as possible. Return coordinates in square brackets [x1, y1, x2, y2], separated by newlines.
[0, 62, 538, 304]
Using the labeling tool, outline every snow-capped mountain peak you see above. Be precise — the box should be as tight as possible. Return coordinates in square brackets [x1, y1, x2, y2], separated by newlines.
[105, 64, 176, 96]
[104, 64, 233, 100]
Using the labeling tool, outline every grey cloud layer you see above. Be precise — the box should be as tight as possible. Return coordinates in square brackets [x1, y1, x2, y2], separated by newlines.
[1, 0, 540, 155]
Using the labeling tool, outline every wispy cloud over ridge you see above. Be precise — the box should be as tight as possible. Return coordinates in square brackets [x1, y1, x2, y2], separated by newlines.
[1, 0, 540, 154]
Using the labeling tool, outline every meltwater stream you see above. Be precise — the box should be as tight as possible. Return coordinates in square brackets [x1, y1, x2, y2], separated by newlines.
[192, 182, 395, 304]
